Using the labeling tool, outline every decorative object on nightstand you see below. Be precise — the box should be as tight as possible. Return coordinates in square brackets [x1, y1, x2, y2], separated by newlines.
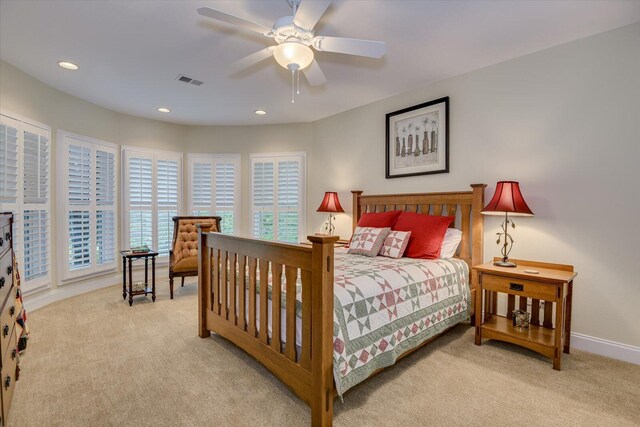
[317, 191, 344, 235]
[474, 259, 577, 370]
[481, 181, 534, 267]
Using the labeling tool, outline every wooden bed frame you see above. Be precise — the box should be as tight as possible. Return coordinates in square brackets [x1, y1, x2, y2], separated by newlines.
[197, 184, 486, 426]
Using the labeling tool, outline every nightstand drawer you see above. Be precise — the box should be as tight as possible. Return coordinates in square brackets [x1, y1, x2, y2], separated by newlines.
[481, 273, 557, 301]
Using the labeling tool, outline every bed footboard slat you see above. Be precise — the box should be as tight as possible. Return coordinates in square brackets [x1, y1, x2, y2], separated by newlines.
[221, 251, 228, 320]
[271, 263, 283, 352]
[212, 249, 220, 315]
[259, 259, 269, 344]
[248, 257, 257, 337]
[238, 255, 247, 331]
[300, 269, 312, 370]
[285, 266, 298, 362]
[229, 252, 237, 325]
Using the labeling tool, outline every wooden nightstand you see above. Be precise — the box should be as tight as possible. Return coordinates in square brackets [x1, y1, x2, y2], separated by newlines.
[473, 258, 577, 370]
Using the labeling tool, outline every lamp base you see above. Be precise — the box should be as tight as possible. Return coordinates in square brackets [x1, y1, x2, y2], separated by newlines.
[493, 259, 517, 268]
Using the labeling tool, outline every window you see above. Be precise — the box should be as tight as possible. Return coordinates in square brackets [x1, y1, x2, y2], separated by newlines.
[0, 112, 51, 292]
[188, 154, 241, 234]
[58, 131, 118, 280]
[122, 148, 182, 258]
[250, 152, 305, 243]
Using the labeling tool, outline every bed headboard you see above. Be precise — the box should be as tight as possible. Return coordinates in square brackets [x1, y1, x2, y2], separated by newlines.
[351, 184, 486, 273]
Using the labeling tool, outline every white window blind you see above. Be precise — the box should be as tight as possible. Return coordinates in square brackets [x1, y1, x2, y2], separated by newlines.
[188, 154, 240, 235]
[0, 113, 51, 292]
[0, 122, 18, 203]
[123, 148, 182, 258]
[250, 153, 305, 243]
[58, 131, 118, 280]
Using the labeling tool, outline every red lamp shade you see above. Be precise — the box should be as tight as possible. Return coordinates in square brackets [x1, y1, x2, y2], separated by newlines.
[316, 192, 345, 213]
[482, 181, 534, 216]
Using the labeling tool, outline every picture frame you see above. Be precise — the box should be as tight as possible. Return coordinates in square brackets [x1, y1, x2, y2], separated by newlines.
[385, 96, 449, 178]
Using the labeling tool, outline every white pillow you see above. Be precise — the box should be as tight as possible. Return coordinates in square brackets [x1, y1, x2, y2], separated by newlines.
[440, 228, 462, 258]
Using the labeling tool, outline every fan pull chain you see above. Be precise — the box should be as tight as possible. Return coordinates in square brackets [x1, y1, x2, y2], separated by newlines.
[291, 68, 295, 103]
[296, 68, 300, 95]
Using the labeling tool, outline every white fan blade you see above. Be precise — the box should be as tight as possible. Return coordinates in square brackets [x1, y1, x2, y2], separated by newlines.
[303, 60, 327, 86]
[313, 36, 386, 58]
[293, 0, 332, 30]
[230, 47, 275, 73]
[197, 7, 272, 36]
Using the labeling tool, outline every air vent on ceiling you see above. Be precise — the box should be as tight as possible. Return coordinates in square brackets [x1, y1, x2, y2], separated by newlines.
[176, 74, 204, 86]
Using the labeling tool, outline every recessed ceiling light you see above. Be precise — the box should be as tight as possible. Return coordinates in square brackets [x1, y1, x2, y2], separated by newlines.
[255, 110, 267, 115]
[158, 107, 171, 113]
[58, 61, 79, 70]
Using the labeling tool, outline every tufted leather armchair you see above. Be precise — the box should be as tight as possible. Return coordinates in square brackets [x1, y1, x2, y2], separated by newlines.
[169, 216, 221, 299]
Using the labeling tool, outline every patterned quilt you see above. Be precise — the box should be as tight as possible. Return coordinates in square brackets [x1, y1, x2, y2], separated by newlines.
[256, 248, 470, 397]
[331, 248, 470, 395]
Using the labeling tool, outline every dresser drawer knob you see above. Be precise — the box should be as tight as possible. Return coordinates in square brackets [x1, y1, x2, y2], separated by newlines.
[11, 349, 16, 360]
[9, 306, 15, 316]
[0, 277, 4, 288]
[5, 232, 9, 241]
[3, 376, 9, 390]
[0, 237, 3, 247]
[510, 283, 524, 292]
[6, 265, 12, 275]
[2, 325, 8, 337]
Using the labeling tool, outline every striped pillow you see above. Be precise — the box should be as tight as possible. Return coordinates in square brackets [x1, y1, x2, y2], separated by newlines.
[347, 227, 390, 257]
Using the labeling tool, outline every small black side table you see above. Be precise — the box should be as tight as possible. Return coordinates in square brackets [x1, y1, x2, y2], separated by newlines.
[120, 250, 159, 306]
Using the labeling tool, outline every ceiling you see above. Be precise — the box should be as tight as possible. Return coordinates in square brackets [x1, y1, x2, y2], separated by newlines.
[1, 0, 639, 126]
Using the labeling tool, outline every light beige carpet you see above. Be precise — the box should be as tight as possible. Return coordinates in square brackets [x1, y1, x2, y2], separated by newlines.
[8, 280, 640, 426]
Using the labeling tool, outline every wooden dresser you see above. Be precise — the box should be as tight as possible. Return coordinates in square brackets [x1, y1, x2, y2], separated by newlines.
[0, 213, 17, 425]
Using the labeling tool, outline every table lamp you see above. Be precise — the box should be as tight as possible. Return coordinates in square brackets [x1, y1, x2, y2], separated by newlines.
[481, 181, 534, 267]
[316, 192, 344, 235]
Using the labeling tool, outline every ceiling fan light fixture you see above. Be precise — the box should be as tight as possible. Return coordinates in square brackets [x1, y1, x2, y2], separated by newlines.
[273, 42, 314, 70]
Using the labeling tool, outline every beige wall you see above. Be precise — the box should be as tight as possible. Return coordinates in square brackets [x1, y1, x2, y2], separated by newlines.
[309, 23, 640, 347]
[1, 23, 638, 350]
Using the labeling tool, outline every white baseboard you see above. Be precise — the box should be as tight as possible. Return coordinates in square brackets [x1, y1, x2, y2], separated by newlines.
[571, 332, 640, 365]
[24, 271, 170, 312]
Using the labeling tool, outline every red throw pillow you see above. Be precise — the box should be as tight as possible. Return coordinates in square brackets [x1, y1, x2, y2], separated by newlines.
[393, 212, 454, 259]
[357, 210, 403, 228]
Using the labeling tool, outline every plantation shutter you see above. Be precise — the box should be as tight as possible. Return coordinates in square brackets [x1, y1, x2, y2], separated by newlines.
[123, 149, 182, 258]
[22, 123, 50, 285]
[0, 120, 19, 203]
[128, 156, 153, 249]
[191, 161, 212, 215]
[156, 159, 178, 256]
[23, 209, 49, 280]
[60, 133, 118, 280]
[188, 155, 240, 235]
[95, 149, 116, 266]
[0, 115, 51, 291]
[276, 160, 300, 242]
[252, 160, 275, 240]
[214, 160, 238, 234]
[23, 130, 49, 204]
[251, 153, 305, 243]
[67, 143, 92, 271]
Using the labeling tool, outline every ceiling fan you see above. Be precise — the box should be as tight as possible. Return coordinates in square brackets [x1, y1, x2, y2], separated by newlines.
[197, 0, 386, 102]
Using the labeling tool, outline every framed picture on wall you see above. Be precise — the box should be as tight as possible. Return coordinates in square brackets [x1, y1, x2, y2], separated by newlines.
[385, 96, 449, 178]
